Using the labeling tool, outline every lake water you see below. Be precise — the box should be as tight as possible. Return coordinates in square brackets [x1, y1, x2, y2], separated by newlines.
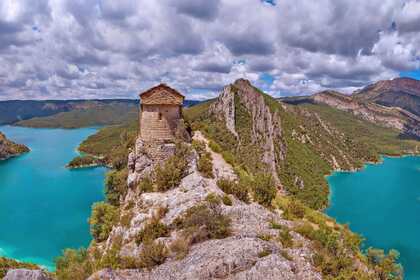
[326, 156, 420, 280]
[0, 126, 106, 270]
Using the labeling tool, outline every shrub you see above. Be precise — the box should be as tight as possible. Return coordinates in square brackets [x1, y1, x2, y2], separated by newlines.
[217, 179, 249, 203]
[139, 240, 168, 268]
[208, 140, 222, 153]
[197, 151, 214, 178]
[222, 194, 232, 206]
[270, 221, 283, 230]
[136, 218, 169, 245]
[367, 248, 403, 280]
[174, 203, 231, 241]
[138, 176, 154, 193]
[252, 174, 276, 207]
[155, 143, 191, 191]
[205, 193, 221, 205]
[120, 210, 134, 228]
[105, 169, 128, 206]
[55, 248, 93, 280]
[283, 198, 306, 220]
[278, 228, 294, 248]
[169, 236, 191, 260]
[258, 248, 272, 258]
[89, 202, 119, 242]
[280, 249, 293, 261]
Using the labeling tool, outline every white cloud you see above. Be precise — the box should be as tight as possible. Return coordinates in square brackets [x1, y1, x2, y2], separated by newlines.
[0, 0, 419, 100]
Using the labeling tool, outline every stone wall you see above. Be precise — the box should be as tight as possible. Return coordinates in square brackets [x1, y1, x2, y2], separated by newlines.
[140, 104, 181, 142]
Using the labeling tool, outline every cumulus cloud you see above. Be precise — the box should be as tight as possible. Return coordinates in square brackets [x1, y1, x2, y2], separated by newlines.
[0, 0, 419, 100]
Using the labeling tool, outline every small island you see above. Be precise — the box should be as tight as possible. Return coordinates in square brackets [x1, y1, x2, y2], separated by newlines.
[0, 132, 30, 161]
[66, 155, 105, 169]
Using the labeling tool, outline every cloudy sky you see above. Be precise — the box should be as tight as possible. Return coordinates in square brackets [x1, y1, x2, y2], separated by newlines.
[0, 0, 420, 100]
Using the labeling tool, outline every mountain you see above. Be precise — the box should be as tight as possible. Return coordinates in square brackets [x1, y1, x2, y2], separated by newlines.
[0, 99, 199, 128]
[353, 77, 420, 117]
[45, 79, 405, 280]
[0, 132, 30, 160]
[312, 90, 420, 139]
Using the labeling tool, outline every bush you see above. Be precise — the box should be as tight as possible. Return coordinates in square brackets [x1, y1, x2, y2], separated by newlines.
[222, 194, 232, 206]
[197, 151, 214, 178]
[138, 176, 154, 193]
[89, 202, 119, 242]
[367, 248, 403, 280]
[208, 140, 222, 153]
[136, 218, 169, 245]
[105, 169, 128, 206]
[278, 228, 294, 248]
[283, 198, 306, 220]
[252, 174, 276, 207]
[169, 236, 191, 260]
[174, 203, 231, 241]
[217, 179, 249, 203]
[120, 210, 134, 228]
[258, 248, 272, 258]
[155, 143, 190, 191]
[55, 248, 93, 280]
[139, 240, 168, 268]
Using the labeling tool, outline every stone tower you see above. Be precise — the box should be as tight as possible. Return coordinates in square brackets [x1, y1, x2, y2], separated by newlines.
[139, 84, 184, 142]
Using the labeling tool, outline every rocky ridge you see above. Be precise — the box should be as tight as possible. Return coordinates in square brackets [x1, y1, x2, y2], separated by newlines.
[313, 90, 420, 139]
[89, 132, 323, 279]
[0, 132, 30, 160]
[353, 77, 420, 116]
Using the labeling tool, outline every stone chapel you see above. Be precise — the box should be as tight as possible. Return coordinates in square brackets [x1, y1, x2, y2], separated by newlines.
[139, 84, 184, 142]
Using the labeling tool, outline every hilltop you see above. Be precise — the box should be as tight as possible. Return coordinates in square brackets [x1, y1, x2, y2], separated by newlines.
[37, 79, 405, 280]
[354, 77, 420, 117]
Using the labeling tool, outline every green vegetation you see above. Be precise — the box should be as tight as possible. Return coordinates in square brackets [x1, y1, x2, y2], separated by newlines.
[173, 201, 231, 242]
[0, 132, 30, 160]
[216, 178, 249, 203]
[299, 103, 419, 156]
[192, 140, 214, 178]
[135, 217, 169, 245]
[55, 248, 93, 280]
[89, 202, 119, 242]
[138, 240, 168, 268]
[252, 174, 276, 207]
[0, 257, 39, 278]
[155, 142, 191, 191]
[16, 102, 138, 128]
[138, 176, 154, 193]
[275, 196, 402, 279]
[105, 169, 128, 206]
[66, 155, 99, 168]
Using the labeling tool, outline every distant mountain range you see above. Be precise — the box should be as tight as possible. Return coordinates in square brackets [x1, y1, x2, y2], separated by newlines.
[281, 77, 420, 140]
[354, 77, 420, 117]
[0, 99, 200, 128]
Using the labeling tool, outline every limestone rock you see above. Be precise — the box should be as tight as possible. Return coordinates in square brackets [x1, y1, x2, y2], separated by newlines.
[3, 269, 52, 280]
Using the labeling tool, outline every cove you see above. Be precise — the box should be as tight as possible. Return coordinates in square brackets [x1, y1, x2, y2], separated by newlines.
[326, 156, 420, 280]
[0, 126, 106, 270]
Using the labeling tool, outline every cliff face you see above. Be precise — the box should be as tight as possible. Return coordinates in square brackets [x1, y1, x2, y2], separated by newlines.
[353, 77, 420, 117]
[313, 90, 420, 139]
[210, 79, 285, 186]
[0, 132, 29, 160]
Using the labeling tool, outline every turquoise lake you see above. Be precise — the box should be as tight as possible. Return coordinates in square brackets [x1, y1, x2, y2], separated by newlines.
[326, 156, 420, 280]
[0, 126, 106, 270]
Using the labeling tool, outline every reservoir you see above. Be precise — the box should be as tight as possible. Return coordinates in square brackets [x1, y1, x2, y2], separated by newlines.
[326, 156, 420, 280]
[0, 126, 106, 270]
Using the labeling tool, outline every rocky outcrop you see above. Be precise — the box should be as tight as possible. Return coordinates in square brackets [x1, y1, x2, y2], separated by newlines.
[313, 90, 420, 139]
[210, 79, 285, 186]
[0, 132, 30, 160]
[90, 132, 323, 280]
[3, 269, 52, 280]
[353, 77, 420, 117]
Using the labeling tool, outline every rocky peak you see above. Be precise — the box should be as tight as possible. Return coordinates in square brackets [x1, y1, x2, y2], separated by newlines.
[210, 79, 284, 186]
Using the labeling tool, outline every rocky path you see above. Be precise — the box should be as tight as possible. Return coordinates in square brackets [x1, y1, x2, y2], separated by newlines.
[192, 131, 237, 181]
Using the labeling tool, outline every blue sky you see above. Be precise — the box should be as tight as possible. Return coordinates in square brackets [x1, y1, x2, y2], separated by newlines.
[400, 70, 420, 80]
